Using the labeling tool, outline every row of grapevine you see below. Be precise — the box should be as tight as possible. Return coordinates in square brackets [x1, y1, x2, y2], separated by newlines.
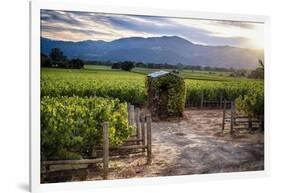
[41, 69, 264, 107]
[41, 68, 264, 118]
[236, 85, 264, 117]
[41, 69, 146, 105]
[41, 96, 133, 161]
[185, 80, 264, 107]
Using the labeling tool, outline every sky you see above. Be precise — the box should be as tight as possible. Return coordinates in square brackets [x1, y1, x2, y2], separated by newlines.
[41, 9, 264, 49]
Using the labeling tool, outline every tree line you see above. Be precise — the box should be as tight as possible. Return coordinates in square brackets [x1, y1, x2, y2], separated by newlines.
[89, 59, 264, 79]
[42, 48, 264, 79]
[87, 60, 235, 72]
[41, 48, 84, 69]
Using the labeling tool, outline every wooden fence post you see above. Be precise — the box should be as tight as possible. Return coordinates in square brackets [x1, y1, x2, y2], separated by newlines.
[222, 100, 226, 132]
[135, 108, 141, 144]
[230, 101, 234, 135]
[140, 112, 146, 151]
[103, 122, 109, 179]
[248, 115, 252, 131]
[220, 93, 223, 108]
[233, 100, 236, 124]
[128, 103, 131, 126]
[128, 104, 135, 126]
[260, 116, 264, 131]
[201, 92, 204, 108]
[146, 114, 152, 165]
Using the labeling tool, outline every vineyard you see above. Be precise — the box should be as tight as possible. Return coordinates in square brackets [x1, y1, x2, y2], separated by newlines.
[41, 68, 264, 116]
[41, 68, 146, 105]
[36, 9, 266, 183]
[41, 96, 133, 161]
[41, 67, 264, 181]
[186, 80, 264, 117]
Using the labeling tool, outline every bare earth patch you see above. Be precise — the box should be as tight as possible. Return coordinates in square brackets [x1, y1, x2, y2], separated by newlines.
[47, 109, 264, 182]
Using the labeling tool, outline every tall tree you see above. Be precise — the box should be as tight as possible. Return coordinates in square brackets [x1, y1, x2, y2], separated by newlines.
[68, 58, 84, 69]
[49, 48, 67, 68]
[248, 59, 264, 79]
[121, 61, 135, 71]
[41, 53, 52, 67]
[49, 48, 66, 62]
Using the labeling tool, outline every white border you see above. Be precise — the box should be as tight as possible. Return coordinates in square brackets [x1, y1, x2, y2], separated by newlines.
[30, 1, 270, 192]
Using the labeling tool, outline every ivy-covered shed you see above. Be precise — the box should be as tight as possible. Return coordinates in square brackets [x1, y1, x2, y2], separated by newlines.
[146, 70, 186, 120]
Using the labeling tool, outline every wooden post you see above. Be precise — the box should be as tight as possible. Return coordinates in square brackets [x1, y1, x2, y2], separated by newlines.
[201, 92, 204, 108]
[128, 104, 135, 126]
[146, 114, 152, 165]
[260, 116, 264, 131]
[233, 100, 236, 124]
[140, 112, 146, 149]
[128, 103, 131, 126]
[220, 93, 223, 108]
[230, 101, 234, 135]
[135, 108, 141, 144]
[248, 115, 252, 131]
[222, 100, 226, 132]
[103, 122, 109, 179]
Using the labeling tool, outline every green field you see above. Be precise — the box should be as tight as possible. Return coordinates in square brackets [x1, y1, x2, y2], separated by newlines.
[41, 68, 146, 105]
[41, 66, 264, 160]
[131, 67, 235, 81]
[41, 66, 263, 106]
[84, 65, 243, 81]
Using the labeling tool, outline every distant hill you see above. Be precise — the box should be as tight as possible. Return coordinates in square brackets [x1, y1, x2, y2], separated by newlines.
[41, 36, 263, 69]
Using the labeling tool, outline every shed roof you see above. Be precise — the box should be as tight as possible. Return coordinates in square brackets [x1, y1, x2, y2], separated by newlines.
[148, 70, 170, 78]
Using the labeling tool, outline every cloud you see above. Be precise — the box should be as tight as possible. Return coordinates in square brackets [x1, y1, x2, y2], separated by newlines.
[40, 9, 264, 49]
[212, 20, 256, 29]
[41, 10, 83, 26]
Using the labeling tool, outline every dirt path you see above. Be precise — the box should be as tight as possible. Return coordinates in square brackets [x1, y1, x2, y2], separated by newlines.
[145, 109, 264, 176]
[87, 109, 264, 180]
[46, 109, 264, 182]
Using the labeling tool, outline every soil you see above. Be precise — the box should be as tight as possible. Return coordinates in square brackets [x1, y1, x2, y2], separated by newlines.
[45, 109, 264, 182]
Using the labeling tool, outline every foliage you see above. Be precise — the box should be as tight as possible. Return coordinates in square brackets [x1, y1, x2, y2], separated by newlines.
[43, 48, 84, 69]
[40, 67, 264, 161]
[41, 53, 52, 68]
[67, 58, 84, 69]
[248, 68, 264, 79]
[120, 61, 135, 71]
[41, 68, 146, 105]
[41, 96, 132, 160]
[248, 59, 264, 79]
[41, 68, 264, 108]
[131, 67, 238, 82]
[146, 73, 186, 118]
[111, 61, 135, 71]
[49, 48, 67, 63]
[185, 79, 263, 107]
[236, 86, 264, 117]
[112, 62, 121, 69]
[229, 69, 247, 77]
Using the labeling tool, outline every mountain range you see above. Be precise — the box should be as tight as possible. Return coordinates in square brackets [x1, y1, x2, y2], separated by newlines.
[41, 36, 263, 69]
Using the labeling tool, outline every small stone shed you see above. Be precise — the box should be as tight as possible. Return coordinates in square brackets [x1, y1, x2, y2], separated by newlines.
[146, 70, 186, 120]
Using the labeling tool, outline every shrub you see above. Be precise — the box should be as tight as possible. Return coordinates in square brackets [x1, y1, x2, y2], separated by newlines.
[121, 61, 135, 71]
[41, 96, 133, 160]
[68, 58, 84, 69]
[236, 86, 264, 118]
[146, 73, 186, 119]
[41, 53, 52, 67]
[112, 62, 121, 69]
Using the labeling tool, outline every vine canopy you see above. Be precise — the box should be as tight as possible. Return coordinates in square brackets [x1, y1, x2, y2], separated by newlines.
[146, 71, 186, 120]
